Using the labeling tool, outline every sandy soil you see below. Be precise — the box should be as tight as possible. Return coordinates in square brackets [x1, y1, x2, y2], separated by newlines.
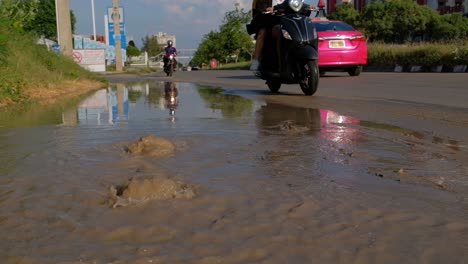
[1, 78, 106, 111]
[23, 79, 106, 105]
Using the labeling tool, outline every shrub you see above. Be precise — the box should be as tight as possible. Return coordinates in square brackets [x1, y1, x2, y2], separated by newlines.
[367, 42, 468, 70]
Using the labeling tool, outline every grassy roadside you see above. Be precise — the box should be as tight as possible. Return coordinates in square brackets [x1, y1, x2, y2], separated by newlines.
[0, 20, 106, 111]
[367, 42, 468, 71]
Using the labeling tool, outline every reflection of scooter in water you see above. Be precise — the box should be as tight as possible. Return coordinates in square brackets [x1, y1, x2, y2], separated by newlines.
[164, 82, 178, 122]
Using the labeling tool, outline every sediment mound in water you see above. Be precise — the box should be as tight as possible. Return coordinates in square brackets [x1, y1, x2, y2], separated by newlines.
[108, 176, 196, 208]
[265, 120, 310, 135]
[125, 135, 175, 158]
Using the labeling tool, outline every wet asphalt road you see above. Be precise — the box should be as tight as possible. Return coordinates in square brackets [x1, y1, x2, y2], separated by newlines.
[104, 70, 468, 142]
[1, 71, 467, 263]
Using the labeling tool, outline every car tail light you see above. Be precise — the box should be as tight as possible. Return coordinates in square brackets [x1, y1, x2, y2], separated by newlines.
[349, 35, 365, 46]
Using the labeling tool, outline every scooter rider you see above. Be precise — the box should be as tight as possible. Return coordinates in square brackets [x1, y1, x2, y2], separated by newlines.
[248, 0, 283, 71]
[248, 0, 317, 72]
[163, 40, 177, 68]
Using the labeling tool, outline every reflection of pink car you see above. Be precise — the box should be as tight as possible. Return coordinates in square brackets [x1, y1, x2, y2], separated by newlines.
[320, 109, 361, 143]
[312, 19, 368, 76]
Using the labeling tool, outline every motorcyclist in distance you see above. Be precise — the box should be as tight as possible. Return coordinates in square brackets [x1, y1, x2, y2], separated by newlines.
[163, 40, 177, 69]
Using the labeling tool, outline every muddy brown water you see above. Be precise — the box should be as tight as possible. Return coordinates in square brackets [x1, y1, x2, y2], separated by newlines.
[0, 81, 467, 263]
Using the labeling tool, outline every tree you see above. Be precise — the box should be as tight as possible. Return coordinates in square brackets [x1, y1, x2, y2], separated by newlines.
[0, 0, 76, 40]
[327, 4, 361, 29]
[431, 13, 468, 41]
[0, 0, 39, 30]
[218, 7, 253, 63]
[141, 35, 161, 57]
[360, 0, 438, 43]
[126, 45, 140, 63]
[192, 5, 253, 65]
[191, 31, 227, 66]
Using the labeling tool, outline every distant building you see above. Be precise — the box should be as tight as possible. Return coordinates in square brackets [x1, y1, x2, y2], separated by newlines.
[154, 32, 176, 47]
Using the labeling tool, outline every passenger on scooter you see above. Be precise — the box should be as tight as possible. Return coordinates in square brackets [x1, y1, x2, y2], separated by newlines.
[163, 40, 177, 68]
[248, 0, 283, 71]
[248, 1, 317, 72]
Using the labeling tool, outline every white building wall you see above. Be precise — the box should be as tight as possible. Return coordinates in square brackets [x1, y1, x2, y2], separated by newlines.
[155, 32, 176, 47]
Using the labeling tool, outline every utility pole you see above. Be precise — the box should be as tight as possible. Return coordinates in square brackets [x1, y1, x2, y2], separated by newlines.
[112, 0, 123, 72]
[55, 0, 73, 56]
[91, 0, 97, 41]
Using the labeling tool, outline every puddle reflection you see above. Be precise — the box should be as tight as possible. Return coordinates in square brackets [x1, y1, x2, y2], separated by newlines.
[78, 84, 129, 125]
[164, 82, 179, 123]
[320, 109, 361, 143]
[257, 102, 362, 144]
[61, 81, 260, 128]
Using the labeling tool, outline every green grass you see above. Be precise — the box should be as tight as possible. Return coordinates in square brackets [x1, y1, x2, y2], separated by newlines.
[367, 42, 468, 70]
[212, 61, 250, 70]
[0, 19, 101, 108]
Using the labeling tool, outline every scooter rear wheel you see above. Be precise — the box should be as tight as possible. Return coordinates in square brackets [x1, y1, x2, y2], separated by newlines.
[300, 60, 319, 96]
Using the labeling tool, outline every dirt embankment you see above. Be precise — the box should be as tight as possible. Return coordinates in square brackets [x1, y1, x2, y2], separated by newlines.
[1, 78, 106, 110]
[23, 79, 106, 105]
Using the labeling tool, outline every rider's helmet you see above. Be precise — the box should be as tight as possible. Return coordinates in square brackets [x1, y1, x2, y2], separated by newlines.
[167, 40, 173, 47]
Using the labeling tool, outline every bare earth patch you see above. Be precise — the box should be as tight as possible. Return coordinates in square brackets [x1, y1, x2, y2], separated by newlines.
[125, 134, 176, 158]
[23, 79, 105, 105]
[108, 176, 196, 208]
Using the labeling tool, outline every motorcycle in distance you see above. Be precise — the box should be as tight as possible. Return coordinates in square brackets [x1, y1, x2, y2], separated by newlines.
[249, 0, 319, 95]
[164, 53, 177, 77]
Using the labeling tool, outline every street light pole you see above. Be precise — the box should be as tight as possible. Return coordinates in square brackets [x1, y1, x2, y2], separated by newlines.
[112, 0, 123, 72]
[91, 0, 97, 41]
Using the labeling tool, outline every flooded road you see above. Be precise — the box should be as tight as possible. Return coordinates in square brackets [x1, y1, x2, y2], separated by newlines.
[1, 80, 467, 263]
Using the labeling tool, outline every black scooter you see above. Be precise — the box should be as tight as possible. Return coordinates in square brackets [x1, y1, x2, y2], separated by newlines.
[249, 0, 319, 95]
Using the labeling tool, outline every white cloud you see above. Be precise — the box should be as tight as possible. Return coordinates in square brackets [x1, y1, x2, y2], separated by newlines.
[136, 0, 251, 24]
[131, 0, 251, 47]
[71, 0, 253, 48]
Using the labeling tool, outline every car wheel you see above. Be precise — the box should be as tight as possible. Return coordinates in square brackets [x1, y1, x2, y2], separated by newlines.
[348, 66, 362, 76]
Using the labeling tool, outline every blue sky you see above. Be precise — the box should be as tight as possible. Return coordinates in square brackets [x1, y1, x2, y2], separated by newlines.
[70, 0, 252, 49]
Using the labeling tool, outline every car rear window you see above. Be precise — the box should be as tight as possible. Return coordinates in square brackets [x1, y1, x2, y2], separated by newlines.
[313, 21, 355, 32]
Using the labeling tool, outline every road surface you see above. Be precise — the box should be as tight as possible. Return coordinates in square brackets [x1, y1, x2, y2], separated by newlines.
[105, 70, 468, 142]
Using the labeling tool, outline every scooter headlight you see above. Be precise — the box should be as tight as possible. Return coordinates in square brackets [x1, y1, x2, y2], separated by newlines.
[282, 29, 292, 40]
[288, 0, 303, 12]
[169, 54, 174, 60]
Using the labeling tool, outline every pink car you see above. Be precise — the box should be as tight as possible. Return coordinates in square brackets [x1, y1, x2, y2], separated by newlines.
[312, 19, 368, 76]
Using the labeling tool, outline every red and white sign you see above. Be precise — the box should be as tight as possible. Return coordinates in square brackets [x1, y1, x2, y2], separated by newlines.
[72, 49, 106, 72]
[210, 58, 218, 68]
